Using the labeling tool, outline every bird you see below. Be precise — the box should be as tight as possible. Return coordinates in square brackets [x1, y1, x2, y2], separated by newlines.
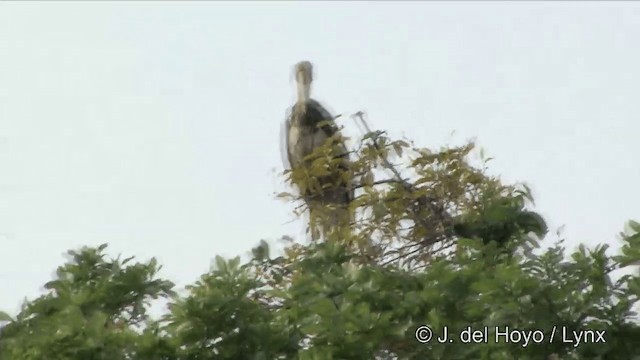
[282, 61, 354, 240]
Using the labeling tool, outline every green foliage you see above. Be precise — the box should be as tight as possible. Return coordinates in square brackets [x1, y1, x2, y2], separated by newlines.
[1, 130, 639, 360]
[0, 312, 12, 322]
[0, 245, 175, 360]
[165, 255, 297, 359]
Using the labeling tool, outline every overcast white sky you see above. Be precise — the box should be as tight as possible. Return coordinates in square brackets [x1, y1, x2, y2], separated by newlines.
[1, 2, 639, 315]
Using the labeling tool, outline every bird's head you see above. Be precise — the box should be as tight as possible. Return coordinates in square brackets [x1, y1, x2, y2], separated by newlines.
[294, 61, 313, 87]
[293, 61, 314, 106]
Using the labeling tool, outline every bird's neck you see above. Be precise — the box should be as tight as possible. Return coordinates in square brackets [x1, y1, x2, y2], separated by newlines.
[293, 80, 310, 121]
[296, 73, 311, 105]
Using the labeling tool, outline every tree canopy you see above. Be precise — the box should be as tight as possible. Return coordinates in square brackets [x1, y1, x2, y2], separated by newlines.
[1, 123, 639, 360]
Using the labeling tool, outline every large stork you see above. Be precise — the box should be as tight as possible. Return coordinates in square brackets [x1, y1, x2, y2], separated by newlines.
[283, 61, 353, 238]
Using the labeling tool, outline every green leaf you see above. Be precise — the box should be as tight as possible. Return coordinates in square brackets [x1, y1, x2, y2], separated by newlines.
[0, 311, 13, 322]
[214, 255, 228, 273]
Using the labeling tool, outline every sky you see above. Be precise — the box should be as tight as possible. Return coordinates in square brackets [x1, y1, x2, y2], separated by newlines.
[1, 2, 639, 315]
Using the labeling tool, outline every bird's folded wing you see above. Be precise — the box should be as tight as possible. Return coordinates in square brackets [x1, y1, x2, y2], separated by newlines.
[280, 112, 293, 170]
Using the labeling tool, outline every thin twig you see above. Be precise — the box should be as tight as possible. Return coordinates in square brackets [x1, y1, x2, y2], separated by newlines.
[352, 178, 405, 189]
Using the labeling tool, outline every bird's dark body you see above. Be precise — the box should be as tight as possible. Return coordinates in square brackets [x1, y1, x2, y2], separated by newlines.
[292, 100, 334, 132]
[285, 99, 353, 234]
[286, 100, 341, 166]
